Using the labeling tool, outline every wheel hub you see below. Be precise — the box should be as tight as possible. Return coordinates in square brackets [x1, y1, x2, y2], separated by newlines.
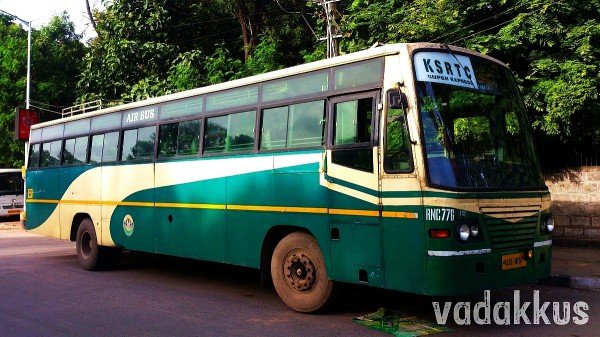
[284, 253, 316, 292]
[81, 232, 92, 258]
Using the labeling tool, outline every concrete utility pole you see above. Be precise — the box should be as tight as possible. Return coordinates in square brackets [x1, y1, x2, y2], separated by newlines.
[319, 0, 341, 58]
[0, 9, 32, 109]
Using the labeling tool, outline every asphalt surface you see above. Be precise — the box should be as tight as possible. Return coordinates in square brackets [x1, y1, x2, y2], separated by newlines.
[1, 229, 598, 337]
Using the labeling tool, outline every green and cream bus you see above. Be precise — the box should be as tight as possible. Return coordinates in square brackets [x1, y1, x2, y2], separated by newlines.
[24, 43, 553, 312]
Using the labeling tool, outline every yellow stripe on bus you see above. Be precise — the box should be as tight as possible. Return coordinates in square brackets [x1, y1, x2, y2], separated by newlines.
[157, 202, 226, 210]
[329, 208, 379, 217]
[26, 198, 418, 219]
[381, 211, 419, 219]
[228, 204, 328, 214]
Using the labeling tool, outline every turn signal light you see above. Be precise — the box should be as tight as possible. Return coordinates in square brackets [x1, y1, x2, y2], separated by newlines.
[429, 229, 451, 238]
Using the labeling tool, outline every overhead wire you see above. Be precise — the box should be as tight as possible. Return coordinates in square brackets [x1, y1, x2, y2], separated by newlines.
[274, 0, 319, 40]
[92, 4, 309, 32]
[430, 2, 528, 43]
[29, 100, 64, 109]
[29, 104, 62, 115]
[448, 14, 526, 45]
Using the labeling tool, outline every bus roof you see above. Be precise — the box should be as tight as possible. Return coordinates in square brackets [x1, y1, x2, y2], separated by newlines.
[31, 42, 503, 129]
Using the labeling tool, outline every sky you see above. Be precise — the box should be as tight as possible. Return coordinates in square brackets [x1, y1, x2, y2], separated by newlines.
[0, 0, 104, 41]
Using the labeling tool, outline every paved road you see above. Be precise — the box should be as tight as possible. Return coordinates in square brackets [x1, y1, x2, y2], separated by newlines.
[1, 230, 598, 337]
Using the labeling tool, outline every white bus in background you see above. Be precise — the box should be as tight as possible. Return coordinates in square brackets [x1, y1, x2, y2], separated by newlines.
[0, 169, 24, 218]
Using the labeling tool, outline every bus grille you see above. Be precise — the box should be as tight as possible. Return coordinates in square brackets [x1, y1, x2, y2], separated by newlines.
[481, 204, 540, 251]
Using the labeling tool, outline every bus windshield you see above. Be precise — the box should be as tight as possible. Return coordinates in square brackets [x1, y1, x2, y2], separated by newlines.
[414, 51, 544, 190]
[0, 171, 23, 195]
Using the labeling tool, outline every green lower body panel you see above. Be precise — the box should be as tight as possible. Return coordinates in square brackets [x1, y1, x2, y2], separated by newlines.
[424, 245, 552, 296]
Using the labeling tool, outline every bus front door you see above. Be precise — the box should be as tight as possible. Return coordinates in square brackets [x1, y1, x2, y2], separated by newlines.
[324, 92, 384, 287]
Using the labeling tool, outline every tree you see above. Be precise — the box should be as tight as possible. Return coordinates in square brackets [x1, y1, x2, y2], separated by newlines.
[33, 14, 86, 108]
[0, 16, 28, 166]
[216, 0, 268, 62]
[78, 0, 240, 101]
[342, 0, 600, 167]
[78, 0, 319, 99]
[466, 0, 600, 151]
[0, 14, 85, 166]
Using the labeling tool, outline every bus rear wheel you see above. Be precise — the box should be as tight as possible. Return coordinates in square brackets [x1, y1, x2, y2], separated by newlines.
[271, 232, 333, 313]
[76, 218, 121, 270]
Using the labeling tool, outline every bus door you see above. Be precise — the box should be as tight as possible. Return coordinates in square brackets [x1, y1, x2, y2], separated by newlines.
[324, 91, 385, 287]
[378, 88, 424, 292]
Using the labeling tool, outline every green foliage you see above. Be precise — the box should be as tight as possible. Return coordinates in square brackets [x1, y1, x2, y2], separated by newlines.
[1, 0, 595, 168]
[33, 13, 86, 107]
[342, 0, 600, 155]
[0, 21, 27, 167]
[0, 13, 85, 167]
[204, 44, 244, 85]
[464, 0, 600, 147]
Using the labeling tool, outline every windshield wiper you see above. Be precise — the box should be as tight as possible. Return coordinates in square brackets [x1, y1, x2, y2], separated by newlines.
[443, 44, 478, 91]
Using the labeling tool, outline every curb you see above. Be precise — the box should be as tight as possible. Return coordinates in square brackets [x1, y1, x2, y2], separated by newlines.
[542, 275, 600, 291]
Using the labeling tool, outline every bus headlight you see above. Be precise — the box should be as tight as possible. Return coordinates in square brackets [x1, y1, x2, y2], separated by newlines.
[458, 224, 470, 241]
[470, 224, 479, 237]
[545, 217, 554, 233]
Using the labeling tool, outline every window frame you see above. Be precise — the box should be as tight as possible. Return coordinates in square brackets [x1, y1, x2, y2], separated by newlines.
[258, 98, 328, 153]
[327, 91, 379, 150]
[156, 117, 202, 160]
[383, 89, 415, 174]
[28, 143, 41, 168]
[119, 125, 158, 162]
[201, 108, 258, 157]
[61, 136, 90, 167]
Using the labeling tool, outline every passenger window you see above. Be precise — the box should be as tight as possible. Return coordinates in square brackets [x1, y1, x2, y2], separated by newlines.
[62, 137, 89, 165]
[333, 98, 372, 145]
[39, 143, 49, 167]
[331, 97, 374, 172]
[63, 139, 76, 165]
[73, 136, 88, 164]
[260, 101, 325, 150]
[384, 106, 413, 173]
[121, 129, 138, 160]
[121, 126, 155, 161]
[261, 106, 288, 150]
[334, 59, 383, 91]
[28, 144, 40, 168]
[40, 140, 62, 167]
[204, 111, 255, 154]
[89, 134, 104, 164]
[288, 101, 325, 148]
[158, 123, 178, 157]
[177, 120, 200, 155]
[102, 131, 119, 163]
[158, 120, 200, 158]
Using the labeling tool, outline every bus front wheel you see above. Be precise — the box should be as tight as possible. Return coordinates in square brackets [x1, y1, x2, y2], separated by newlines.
[76, 218, 121, 270]
[271, 232, 333, 313]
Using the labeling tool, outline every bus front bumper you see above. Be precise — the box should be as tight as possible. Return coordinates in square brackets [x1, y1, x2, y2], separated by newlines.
[424, 244, 552, 296]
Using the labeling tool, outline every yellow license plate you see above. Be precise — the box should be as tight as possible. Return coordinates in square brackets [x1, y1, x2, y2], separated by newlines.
[502, 252, 527, 270]
[8, 210, 20, 214]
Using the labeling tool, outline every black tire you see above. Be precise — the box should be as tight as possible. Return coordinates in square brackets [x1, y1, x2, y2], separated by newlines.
[75, 218, 122, 270]
[271, 232, 334, 313]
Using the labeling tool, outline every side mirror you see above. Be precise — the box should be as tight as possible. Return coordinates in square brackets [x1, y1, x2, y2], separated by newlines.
[388, 91, 408, 110]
